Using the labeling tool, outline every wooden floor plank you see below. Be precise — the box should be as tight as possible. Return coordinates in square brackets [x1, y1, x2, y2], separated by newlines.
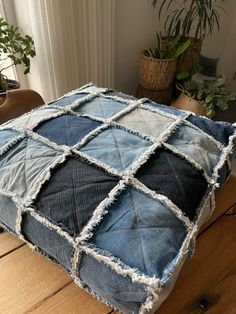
[0, 231, 24, 258]
[156, 215, 236, 314]
[29, 281, 112, 314]
[0, 245, 72, 314]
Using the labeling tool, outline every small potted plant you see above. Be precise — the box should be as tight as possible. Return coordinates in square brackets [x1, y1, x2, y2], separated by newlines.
[139, 32, 191, 91]
[0, 17, 36, 93]
[152, 0, 226, 73]
[174, 70, 236, 117]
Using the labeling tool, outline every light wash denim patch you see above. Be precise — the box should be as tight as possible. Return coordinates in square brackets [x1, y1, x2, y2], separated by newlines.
[79, 253, 147, 314]
[0, 130, 20, 150]
[167, 124, 221, 176]
[80, 126, 152, 172]
[48, 93, 88, 107]
[91, 186, 187, 278]
[0, 138, 61, 199]
[116, 107, 175, 139]
[3, 107, 62, 130]
[73, 96, 127, 118]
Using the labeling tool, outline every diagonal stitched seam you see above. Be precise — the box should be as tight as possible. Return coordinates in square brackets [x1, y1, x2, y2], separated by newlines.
[165, 153, 187, 208]
[0, 153, 60, 169]
[128, 188, 148, 274]
[138, 109, 157, 138]
[109, 127, 125, 171]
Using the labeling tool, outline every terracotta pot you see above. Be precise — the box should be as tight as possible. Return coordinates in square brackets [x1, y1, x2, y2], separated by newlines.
[139, 53, 177, 91]
[162, 37, 202, 74]
[172, 92, 215, 118]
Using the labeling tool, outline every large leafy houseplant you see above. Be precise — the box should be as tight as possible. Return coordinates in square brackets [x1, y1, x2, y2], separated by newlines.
[152, 0, 225, 40]
[139, 32, 191, 91]
[152, 0, 226, 73]
[0, 17, 36, 91]
[175, 69, 236, 116]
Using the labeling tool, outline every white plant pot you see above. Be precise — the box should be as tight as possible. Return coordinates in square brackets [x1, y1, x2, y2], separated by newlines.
[173, 93, 214, 117]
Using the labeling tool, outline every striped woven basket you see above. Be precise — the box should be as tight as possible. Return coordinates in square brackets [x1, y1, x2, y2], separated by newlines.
[139, 53, 177, 91]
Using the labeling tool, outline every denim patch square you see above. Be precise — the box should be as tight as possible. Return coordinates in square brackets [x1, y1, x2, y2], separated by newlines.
[35, 114, 101, 146]
[116, 107, 176, 139]
[80, 126, 152, 171]
[135, 149, 207, 220]
[0, 138, 61, 200]
[79, 253, 147, 314]
[35, 156, 119, 236]
[73, 96, 127, 118]
[91, 186, 187, 279]
[167, 124, 221, 176]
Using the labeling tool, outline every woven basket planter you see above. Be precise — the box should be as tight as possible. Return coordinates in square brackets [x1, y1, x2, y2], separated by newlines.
[162, 37, 202, 74]
[139, 53, 177, 91]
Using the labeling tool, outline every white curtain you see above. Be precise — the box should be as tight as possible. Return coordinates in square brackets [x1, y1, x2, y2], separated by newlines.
[27, 0, 115, 102]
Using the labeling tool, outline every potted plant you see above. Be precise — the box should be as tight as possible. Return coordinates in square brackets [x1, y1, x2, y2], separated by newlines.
[139, 32, 191, 91]
[0, 17, 36, 93]
[152, 0, 226, 73]
[174, 70, 236, 117]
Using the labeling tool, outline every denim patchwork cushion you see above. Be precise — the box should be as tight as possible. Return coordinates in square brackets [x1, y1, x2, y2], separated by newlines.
[0, 82, 235, 314]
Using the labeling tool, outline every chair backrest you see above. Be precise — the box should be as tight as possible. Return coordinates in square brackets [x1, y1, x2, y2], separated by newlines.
[0, 89, 44, 124]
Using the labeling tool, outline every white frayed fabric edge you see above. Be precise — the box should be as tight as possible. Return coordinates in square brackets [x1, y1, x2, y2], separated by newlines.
[25, 207, 76, 246]
[183, 119, 224, 150]
[131, 178, 192, 230]
[77, 179, 128, 243]
[72, 148, 123, 178]
[80, 244, 160, 288]
[162, 142, 211, 184]
[0, 134, 25, 157]
[139, 102, 186, 121]
[138, 287, 161, 314]
[73, 124, 110, 151]
[129, 118, 184, 175]
[74, 277, 118, 310]
[24, 151, 71, 206]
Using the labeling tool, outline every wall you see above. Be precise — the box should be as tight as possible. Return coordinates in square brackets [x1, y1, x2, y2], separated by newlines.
[6, 0, 236, 97]
[115, 0, 236, 95]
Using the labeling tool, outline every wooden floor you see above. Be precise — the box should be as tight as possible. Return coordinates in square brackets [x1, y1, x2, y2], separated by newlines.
[1, 176, 236, 314]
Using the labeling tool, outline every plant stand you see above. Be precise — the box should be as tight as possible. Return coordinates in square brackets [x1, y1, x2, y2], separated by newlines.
[136, 85, 173, 106]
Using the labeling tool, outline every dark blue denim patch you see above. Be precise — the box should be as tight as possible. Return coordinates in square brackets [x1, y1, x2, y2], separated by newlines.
[91, 186, 186, 278]
[187, 114, 235, 145]
[135, 149, 207, 220]
[22, 212, 74, 271]
[35, 156, 119, 236]
[79, 253, 147, 314]
[48, 93, 88, 107]
[73, 96, 127, 118]
[35, 114, 101, 146]
[0, 195, 18, 232]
